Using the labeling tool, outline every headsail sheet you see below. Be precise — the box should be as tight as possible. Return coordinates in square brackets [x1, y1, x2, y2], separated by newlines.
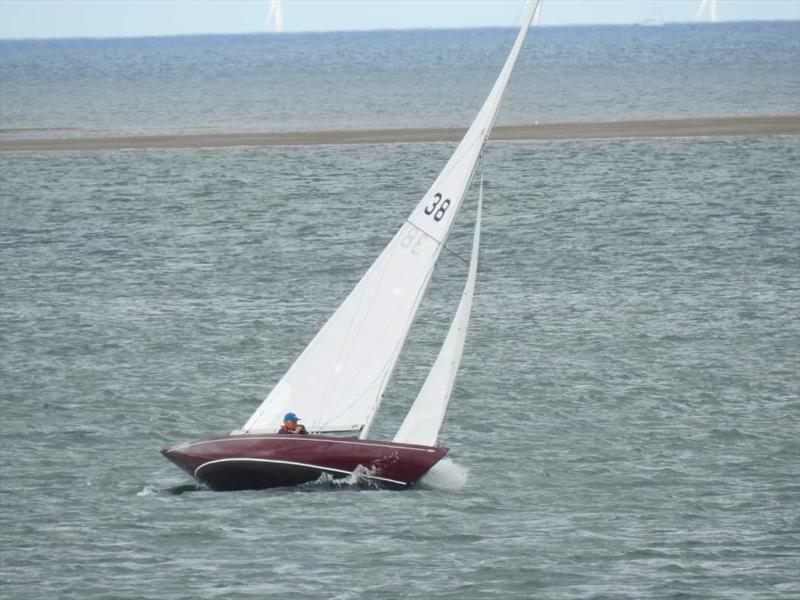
[393, 179, 483, 446]
[241, 0, 540, 436]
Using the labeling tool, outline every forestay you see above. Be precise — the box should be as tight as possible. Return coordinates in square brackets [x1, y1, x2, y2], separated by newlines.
[393, 178, 483, 446]
[241, 0, 541, 437]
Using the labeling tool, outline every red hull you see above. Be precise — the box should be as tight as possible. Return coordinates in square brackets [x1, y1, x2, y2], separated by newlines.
[161, 434, 449, 491]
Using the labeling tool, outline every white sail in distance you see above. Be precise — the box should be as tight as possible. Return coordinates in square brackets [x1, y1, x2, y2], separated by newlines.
[267, 0, 284, 32]
[242, 0, 541, 437]
[533, 1, 542, 26]
[695, 0, 718, 23]
[394, 178, 483, 447]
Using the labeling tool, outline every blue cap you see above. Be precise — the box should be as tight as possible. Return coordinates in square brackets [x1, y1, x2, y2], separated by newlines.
[283, 412, 300, 422]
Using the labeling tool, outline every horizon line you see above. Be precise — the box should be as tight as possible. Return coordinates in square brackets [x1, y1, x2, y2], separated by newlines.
[2, 18, 797, 43]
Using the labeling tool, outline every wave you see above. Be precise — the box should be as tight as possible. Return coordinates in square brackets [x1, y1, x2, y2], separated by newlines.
[418, 458, 469, 491]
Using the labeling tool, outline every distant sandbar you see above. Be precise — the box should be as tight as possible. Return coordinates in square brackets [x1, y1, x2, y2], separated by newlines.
[1, 115, 797, 152]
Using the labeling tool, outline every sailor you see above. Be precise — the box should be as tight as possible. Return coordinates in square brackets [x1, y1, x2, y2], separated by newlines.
[278, 412, 308, 434]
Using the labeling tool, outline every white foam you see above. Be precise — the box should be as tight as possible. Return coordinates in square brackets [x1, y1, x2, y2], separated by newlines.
[310, 465, 379, 489]
[418, 458, 468, 491]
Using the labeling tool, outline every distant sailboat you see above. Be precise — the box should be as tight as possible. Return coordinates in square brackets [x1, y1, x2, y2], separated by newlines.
[695, 0, 719, 23]
[162, 0, 541, 491]
[266, 0, 284, 32]
[638, 17, 664, 28]
[638, 6, 664, 27]
[532, 0, 542, 26]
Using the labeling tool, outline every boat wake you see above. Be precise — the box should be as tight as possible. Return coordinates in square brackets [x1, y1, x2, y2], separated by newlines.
[303, 460, 468, 492]
[304, 465, 383, 491]
[165, 483, 206, 495]
[145, 459, 465, 496]
[417, 458, 469, 491]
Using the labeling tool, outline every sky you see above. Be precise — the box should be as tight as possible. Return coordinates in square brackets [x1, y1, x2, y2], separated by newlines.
[1, 0, 798, 40]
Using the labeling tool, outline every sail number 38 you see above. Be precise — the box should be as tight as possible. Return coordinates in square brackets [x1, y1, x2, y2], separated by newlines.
[423, 193, 451, 222]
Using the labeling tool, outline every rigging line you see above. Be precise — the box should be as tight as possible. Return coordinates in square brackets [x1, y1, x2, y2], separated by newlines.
[433, 177, 482, 268]
[398, 213, 470, 267]
[403, 217, 465, 265]
[403, 216, 441, 246]
[443, 244, 469, 266]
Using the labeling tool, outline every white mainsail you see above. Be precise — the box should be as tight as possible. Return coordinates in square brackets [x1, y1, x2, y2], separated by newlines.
[393, 178, 483, 446]
[241, 0, 540, 437]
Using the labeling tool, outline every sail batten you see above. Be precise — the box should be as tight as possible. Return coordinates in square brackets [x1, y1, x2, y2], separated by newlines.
[241, 0, 540, 437]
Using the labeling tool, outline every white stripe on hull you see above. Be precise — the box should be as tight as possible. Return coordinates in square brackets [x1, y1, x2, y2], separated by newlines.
[194, 457, 408, 487]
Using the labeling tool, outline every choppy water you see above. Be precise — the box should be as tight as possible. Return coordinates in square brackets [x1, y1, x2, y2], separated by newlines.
[2, 22, 800, 600]
[2, 135, 798, 598]
[1, 21, 799, 138]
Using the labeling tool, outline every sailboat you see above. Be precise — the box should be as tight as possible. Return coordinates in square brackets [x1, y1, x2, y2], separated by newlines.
[162, 0, 541, 491]
[695, 0, 718, 23]
[266, 0, 284, 33]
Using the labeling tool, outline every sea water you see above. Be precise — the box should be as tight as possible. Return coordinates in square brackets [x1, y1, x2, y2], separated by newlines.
[1, 22, 798, 138]
[1, 23, 799, 600]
